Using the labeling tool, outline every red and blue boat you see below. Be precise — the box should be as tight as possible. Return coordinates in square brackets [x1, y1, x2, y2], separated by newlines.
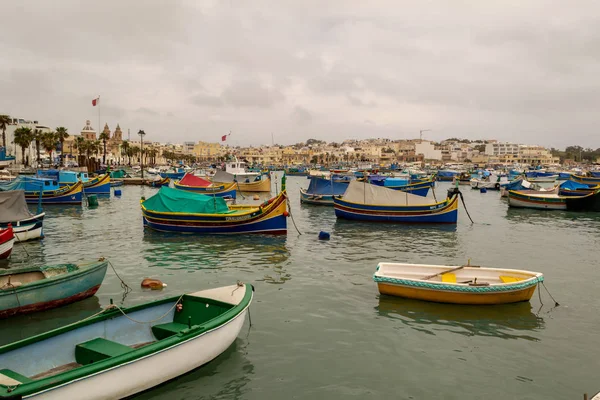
[334, 181, 458, 224]
[141, 186, 287, 234]
[173, 173, 237, 199]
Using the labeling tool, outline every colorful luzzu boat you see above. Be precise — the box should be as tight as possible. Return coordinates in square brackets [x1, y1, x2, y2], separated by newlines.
[0, 190, 44, 242]
[141, 185, 287, 235]
[148, 176, 170, 188]
[0, 177, 83, 205]
[373, 262, 544, 305]
[508, 188, 600, 211]
[37, 170, 111, 195]
[300, 177, 349, 205]
[333, 181, 459, 224]
[173, 174, 237, 199]
[212, 170, 271, 192]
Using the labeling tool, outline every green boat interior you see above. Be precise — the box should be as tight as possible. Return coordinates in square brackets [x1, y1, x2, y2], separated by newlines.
[0, 294, 235, 386]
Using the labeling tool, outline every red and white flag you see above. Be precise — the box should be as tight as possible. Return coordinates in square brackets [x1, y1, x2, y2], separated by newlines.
[221, 134, 227, 141]
[92, 97, 99, 106]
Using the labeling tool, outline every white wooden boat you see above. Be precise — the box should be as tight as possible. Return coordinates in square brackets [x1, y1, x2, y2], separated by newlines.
[373, 262, 543, 305]
[0, 283, 253, 399]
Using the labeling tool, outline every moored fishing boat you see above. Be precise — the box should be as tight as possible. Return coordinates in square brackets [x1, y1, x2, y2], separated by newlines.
[379, 178, 434, 197]
[373, 262, 544, 305]
[570, 174, 600, 185]
[0, 191, 44, 242]
[174, 173, 236, 199]
[525, 171, 558, 183]
[470, 174, 509, 190]
[141, 185, 287, 234]
[0, 282, 253, 399]
[212, 170, 271, 192]
[148, 176, 170, 188]
[37, 170, 111, 195]
[0, 226, 14, 259]
[0, 177, 83, 205]
[508, 188, 600, 211]
[0, 259, 108, 318]
[333, 181, 459, 224]
[300, 177, 349, 205]
[110, 180, 123, 187]
[82, 174, 111, 194]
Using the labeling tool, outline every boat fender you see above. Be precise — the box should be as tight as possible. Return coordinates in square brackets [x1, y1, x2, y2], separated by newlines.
[176, 303, 183, 312]
[318, 231, 330, 240]
[495, 183, 500, 190]
[141, 278, 167, 290]
[253, 195, 260, 200]
[283, 211, 289, 217]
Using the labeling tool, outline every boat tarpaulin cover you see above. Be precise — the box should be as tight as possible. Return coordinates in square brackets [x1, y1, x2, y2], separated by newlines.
[0, 176, 55, 192]
[212, 170, 236, 183]
[179, 173, 212, 187]
[143, 186, 229, 214]
[560, 180, 591, 190]
[0, 190, 34, 222]
[342, 181, 432, 206]
[306, 177, 348, 196]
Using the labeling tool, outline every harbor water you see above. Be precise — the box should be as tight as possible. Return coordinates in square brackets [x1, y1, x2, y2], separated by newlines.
[0, 176, 598, 399]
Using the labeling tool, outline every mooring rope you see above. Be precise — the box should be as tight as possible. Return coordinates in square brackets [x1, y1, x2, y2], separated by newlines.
[286, 198, 302, 235]
[458, 191, 474, 224]
[541, 281, 560, 307]
[107, 259, 132, 296]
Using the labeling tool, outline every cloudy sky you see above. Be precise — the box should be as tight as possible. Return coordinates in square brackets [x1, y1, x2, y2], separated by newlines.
[1, 1, 598, 148]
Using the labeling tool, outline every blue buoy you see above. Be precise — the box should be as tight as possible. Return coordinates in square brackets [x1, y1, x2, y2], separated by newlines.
[480, 188, 487, 193]
[114, 189, 122, 196]
[318, 231, 330, 240]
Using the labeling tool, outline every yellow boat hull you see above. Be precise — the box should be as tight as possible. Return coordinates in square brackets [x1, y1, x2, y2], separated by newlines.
[216, 177, 271, 192]
[377, 282, 537, 305]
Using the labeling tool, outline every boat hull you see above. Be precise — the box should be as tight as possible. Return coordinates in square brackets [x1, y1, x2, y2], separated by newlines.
[384, 180, 433, 197]
[215, 176, 271, 192]
[376, 282, 537, 305]
[24, 182, 83, 205]
[0, 213, 45, 242]
[300, 189, 335, 205]
[569, 175, 600, 185]
[508, 191, 566, 210]
[83, 174, 111, 195]
[333, 195, 459, 224]
[0, 261, 108, 318]
[173, 182, 237, 199]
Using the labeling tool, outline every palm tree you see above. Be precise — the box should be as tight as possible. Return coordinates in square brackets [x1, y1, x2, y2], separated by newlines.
[74, 136, 85, 166]
[121, 140, 130, 165]
[131, 146, 140, 163]
[13, 127, 33, 166]
[41, 132, 58, 165]
[0, 115, 10, 149]
[99, 130, 109, 164]
[33, 129, 44, 166]
[55, 127, 69, 167]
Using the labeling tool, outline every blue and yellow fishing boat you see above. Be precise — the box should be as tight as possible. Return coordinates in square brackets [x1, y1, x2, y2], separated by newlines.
[38, 170, 111, 195]
[148, 176, 170, 188]
[570, 174, 600, 185]
[173, 173, 237, 199]
[374, 262, 544, 305]
[334, 181, 458, 224]
[141, 185, 287, 235]
[0, 177, 83, 205]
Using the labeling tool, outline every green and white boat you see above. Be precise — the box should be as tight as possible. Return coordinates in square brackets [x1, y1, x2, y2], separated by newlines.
[0, 283, 253, 399]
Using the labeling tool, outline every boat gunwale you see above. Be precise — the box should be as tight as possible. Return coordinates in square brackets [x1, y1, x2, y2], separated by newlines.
[333, 193, 458, 215]
[0, 284, 254, 397]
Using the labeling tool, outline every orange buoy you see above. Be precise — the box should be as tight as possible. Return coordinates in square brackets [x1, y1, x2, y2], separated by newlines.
[253, 195, 260, 200]
[283, 211, 289, 217]
[141, 278, 167, 290]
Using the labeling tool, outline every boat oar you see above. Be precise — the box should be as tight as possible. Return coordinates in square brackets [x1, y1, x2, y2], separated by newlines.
[422, 261, 480, 281]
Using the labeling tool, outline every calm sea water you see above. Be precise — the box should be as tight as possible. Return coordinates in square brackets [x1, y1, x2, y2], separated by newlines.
[1, 175, 598, 399]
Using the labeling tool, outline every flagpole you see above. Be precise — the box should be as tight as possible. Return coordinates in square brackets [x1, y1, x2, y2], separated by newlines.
[97, 95, 101, 143]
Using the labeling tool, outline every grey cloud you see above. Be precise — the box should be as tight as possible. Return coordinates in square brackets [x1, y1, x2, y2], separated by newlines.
[135, 108, 159, 116]
[291, 106, 313, 125]
[190, 93, 224, 108]
[221, 81, 284, 108]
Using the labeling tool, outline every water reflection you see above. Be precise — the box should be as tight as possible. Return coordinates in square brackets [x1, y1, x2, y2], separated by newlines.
[505, 208, 600, 225]
[376, 295, 544, 341]
[142, 233, 290, 275]
[44, 204, 84, 219]
[132, 339, 254, 400]
[0, 296, 102, 345]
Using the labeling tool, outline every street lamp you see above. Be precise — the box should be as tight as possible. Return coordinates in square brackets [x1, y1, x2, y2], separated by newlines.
[138, 130, 146, 179]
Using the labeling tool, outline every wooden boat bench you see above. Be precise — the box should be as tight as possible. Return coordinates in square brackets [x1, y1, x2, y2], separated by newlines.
[75, 337, 134, 365]
[0, 368, 33, 386]
[151, 295, 234, 340]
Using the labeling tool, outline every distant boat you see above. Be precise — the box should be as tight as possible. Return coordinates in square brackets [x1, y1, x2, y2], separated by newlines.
[373, 262, 544, 305]
[0, 282, 253, 399]
[148, 176, 170, 188]
[0, 147, 16, 168]
[333, 181, 459, 224]
[525, 172, 558, 183]
[0, 259, 107, 318]
[174, 173, 236, 199]
[508, 188, 600, 211]
[470, 174, 510, 190]
[159, 168, 186, 180]
[300, 177, 349, 205]
[213, 170, 271, 192]
[0, 190, 44, 241]
[570, 174, 600, 185]
[0, 177, 83, 205]
[142, 186, 287, 234]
